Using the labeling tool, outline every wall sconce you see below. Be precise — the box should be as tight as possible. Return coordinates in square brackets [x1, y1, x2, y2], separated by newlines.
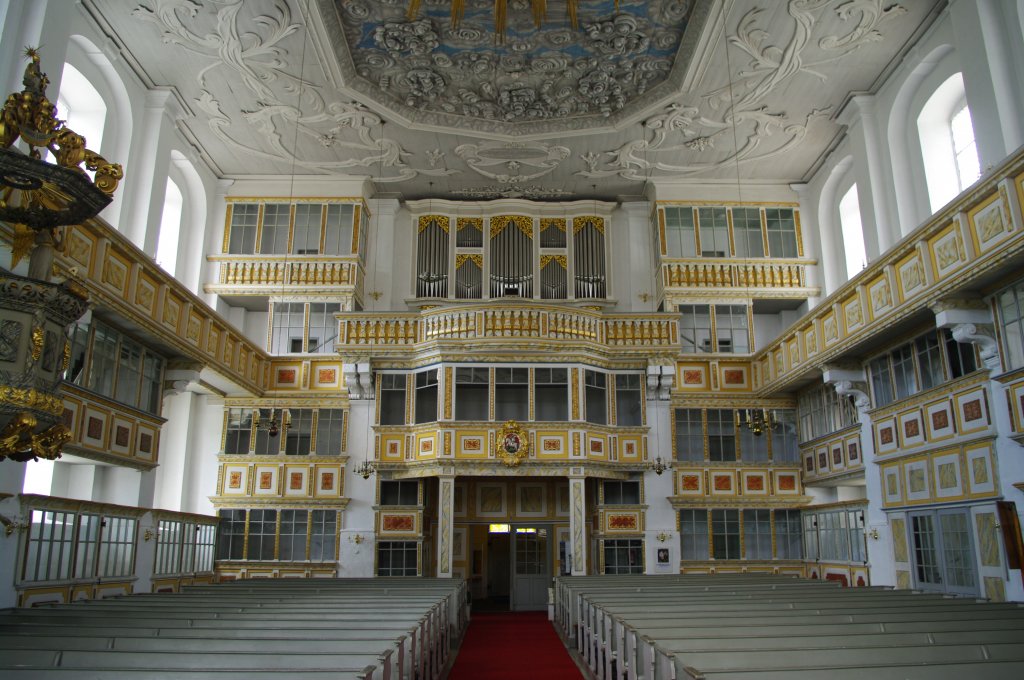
[868, 528, 880, 540]
[1, 515, 28, 537]
[349, 534, 364, 545]
[655, 532, 671, 543]
[143, 528, 157, 542]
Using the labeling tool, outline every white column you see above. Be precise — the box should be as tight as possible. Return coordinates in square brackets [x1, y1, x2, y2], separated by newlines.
[366, 199, 401, 309]
[154, 390, 195, 511]
[617, 202, 654, 311]
[836, 97, 887, 260]
[0, 495, 24, 608]
[949, 0, 1024, 166]
[822, 367, 894, 586]
[436, 476, 455, 578]
[0, 0, 73, 96]
[568, 475, 587, 575]
[643, 397, 676, 573]
[119, 89, 183, 252]
[133, 510, 157, 594]
[790, 183, 824, 309]
[201, 179, 235, 308]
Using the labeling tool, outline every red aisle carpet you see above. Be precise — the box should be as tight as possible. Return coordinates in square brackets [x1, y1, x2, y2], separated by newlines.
[448, 611, 585, 679]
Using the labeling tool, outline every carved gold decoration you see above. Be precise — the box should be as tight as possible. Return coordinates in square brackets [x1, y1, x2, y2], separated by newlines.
[496, 420, 529, 467]
[540, 255, 567, 269]
[490, 215, 533, 239]
[540, 218, 566, 233]
[0, 412, 70, 461]
[0, 386, 64, 416]
[29, 325, 44, 362]
[573, 215, 604, 234]
[456, 254, 483, 269]
[61, 339, 71, 371]
[457, 217, 482, 231]
[0, 48, 123, 236]
[418, 214, 450, 233]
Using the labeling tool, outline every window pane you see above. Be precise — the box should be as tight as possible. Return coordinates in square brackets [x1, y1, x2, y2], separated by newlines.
[415, 369, 439, 424]
[664, 207, 696, 257]
[535, 368, 568, 421]
[284, 408, 313, 455]
[455, 367, 489, 420]
[680, 510, 709, 560]
[217, 509, 246, 561]
[307, 303, 340, 354]
[707, 409, 736, 462]
[615, 374, 642, 426]
[279, 510, 308, 561]
[715, 305, 749, 353]
[743, 509, 771, 559]
[697, 207, 729, 257]
[310, 510, 337, 562]
[380, 374, 407, 425]
[674, 408, 704, 462]
[765, 208, 798, 258]
[679, 304, 711, 353]
[228, 204, 259, 254]
[732, 208, 764, 258]
[712, 509, 740, 559]
[323, 204, 354, 255]
[246, 509, 277, 560]
[315, 409, 344, 455]
[259, 204, 290, 254]
[494, 367, 528, 421]
[271, 302, 306, 354]
[291, 204, 322, 254]
[584, 370, 607, 425]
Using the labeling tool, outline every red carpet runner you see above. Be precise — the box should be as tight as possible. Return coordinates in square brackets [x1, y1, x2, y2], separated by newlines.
[448, 611, 585, 679]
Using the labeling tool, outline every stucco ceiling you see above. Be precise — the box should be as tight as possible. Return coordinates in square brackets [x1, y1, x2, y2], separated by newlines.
[87, 0, 944, 201]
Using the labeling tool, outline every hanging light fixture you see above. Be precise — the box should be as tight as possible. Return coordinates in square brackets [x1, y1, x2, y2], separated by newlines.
[406, 1, 619, 41]
[355, 398, 376, 480]
[648, 456, 669, 475]
[255, 408, 291, 438]
[743, 408, 777, 437]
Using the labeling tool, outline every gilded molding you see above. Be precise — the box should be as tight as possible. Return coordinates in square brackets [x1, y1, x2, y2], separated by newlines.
[418, 214, 450, 233]
[573, 215, 604, 234]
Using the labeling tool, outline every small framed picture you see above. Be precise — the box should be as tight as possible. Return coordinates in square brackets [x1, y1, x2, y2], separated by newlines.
[657, 548, 670, 565]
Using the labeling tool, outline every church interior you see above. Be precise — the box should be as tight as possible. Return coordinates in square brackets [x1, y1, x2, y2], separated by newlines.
[2, 0, 1024, 676]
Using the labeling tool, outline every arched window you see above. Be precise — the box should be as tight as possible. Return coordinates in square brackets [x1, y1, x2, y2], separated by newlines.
[949, 102, 980, 192]
[917, 73, 980, 211]
[839, 185, 866, 279]
[156, 178, 183, 275]
[57, 63, 105, 154]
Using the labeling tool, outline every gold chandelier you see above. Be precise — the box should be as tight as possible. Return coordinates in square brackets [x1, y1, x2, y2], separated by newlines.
[407, 0, 619, 39]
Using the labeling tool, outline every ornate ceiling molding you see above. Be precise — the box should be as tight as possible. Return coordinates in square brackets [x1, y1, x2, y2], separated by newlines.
[577, 0, 909, 181]
[134, 0, 457, 181]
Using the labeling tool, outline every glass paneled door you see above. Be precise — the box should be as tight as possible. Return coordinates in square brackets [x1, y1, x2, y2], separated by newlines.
[512, 525, 551, 611]
[909, 509, 978, 596]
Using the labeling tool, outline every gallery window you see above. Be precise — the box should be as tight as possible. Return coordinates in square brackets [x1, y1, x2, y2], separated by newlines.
[603, 539, 643, 575]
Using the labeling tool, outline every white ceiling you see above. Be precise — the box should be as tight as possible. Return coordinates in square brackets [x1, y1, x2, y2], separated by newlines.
[90, 0, 943, 201]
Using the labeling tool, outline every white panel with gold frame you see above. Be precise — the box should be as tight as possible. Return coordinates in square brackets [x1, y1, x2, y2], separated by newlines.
[932, 451, 963, 499]
[222, 464, 249, 496]
[904, 459, 931, 503]
[924, 399, 956, 441]
[965, 443, 996, 495]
